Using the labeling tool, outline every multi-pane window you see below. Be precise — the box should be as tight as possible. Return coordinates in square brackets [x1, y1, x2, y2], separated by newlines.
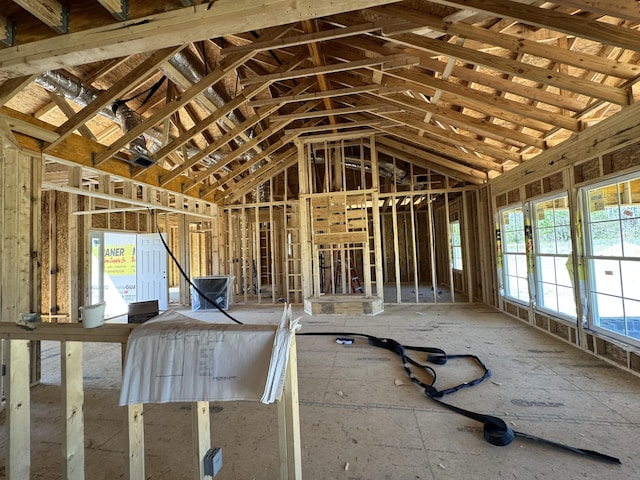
[450, 220, 462, 270]
[500, 206, 528, 302]
[584, 175, 640, 342]
[533, 195, 576, 318]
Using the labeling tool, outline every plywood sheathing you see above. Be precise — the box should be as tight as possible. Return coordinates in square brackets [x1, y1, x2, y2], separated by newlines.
[11, 303, 640, 479]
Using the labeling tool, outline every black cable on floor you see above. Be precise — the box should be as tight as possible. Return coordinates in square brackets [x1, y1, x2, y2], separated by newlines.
[299, 331, 621, 465]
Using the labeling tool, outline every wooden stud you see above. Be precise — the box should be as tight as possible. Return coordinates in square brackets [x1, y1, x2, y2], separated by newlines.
[462, 191, 474, 303]
[191, 401, 211, 480]
[278, 335, 302, 479]
[68, 167, 82, 321]
[61, 341, 85, 479]
[7, 339, 30, 480]
[391, 194, 401, 303]
[125, 403, 145, 480]
[444, 189, 455, 303]
[427, 193, 438, 304]
[178, 214, 191, 306]
[409, 191, 420, 303]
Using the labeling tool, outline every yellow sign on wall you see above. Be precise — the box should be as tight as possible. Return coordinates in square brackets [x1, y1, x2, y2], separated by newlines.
[104, 244, 136, 275]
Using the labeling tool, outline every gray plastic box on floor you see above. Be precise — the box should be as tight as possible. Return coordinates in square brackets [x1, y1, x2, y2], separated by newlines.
[203, 447, 222, 476]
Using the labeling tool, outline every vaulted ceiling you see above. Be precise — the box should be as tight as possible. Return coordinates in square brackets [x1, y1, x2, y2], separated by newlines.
[1, 0, 639, 204]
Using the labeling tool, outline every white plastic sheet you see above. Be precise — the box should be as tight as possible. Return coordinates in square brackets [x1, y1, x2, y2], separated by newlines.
[119, 305, 300, 405]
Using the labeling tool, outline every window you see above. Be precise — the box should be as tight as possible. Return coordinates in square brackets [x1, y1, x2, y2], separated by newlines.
[450, 220, 462, 270]
[532, 194, 576, 318]
[584, 174, 640, 342]
[500, 206, 528, 302]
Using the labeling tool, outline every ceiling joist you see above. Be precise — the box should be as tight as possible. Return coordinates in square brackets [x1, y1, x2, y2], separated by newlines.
[0, 0, 637, 204]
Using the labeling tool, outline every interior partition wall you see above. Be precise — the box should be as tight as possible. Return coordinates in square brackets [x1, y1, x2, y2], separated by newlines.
[296, 136, 384, 302]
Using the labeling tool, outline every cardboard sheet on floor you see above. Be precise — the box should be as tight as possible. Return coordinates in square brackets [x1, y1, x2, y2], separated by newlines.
[119, 306, 299, 405]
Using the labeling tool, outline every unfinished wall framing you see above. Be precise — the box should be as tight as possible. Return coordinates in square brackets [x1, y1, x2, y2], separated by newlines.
[489, 104, 640, 376]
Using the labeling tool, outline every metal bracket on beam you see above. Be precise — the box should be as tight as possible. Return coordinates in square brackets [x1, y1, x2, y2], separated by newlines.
[116, 0, 129, 21]
[178, 0, 196, 6]
[0, 17, 14, 47]
[52, 4, 70, 34]
[96, 0, 128, 20]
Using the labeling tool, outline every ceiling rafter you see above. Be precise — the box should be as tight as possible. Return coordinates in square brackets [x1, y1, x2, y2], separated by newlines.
[1, 1, 638, 205]
[381, 32, 630, 105]
[374, 4, 640, 80]
[11, 0, 68, 34]
[427, 0, 640, 51]
[325, 43, 581, 134]
[45, 46, 185, 151]
[331, 32, 588, 113]
[184, 98, 321, 193]
[351, 96, 522, 163]
[0, 0, 404, 78]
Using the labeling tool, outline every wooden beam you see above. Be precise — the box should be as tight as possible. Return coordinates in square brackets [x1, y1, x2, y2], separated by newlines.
[125, 403, 145, 479]
[7, 340, 30, 480]
[12, 0, 68, 34]
[555, 0, 640, 23]
[185, 100, 320, 193]
[156, 53, 311, 182]
[62, 341, 85, 479]
[375, 4, 640, 80]
[248, 84, 401, 108]
[297, 129, 383, 144]
[332, 33, 587, 113]
[376, 135, 489, 183]
[427, 0, 640, 52]
[0, 322, 136, 343]
[354, 96, 522, 163]
[92, 25, 298, 167]
[240, 54, 419, 87]
[97, 0, 129, 21]
[490, 99, 640, 193]
[302, 19, 337, 125]
[330, 44, 582, 132]
[46, 46, 185, 151]
[278, 335, 302, 479]
[0, 108, 60, 143]
[373, 91, 546, 151]
[383, 32, 630, 106]
[153, 86, 267, 167]
[46, 92, 96, 141]
[286, 118, 395, 136]
[218, 151, 298, 204]
[2, 107, 214, 201]
[92, 56, 251, 166]
[0, 0, 404, 78]
[201, 121, 325, 197]
[269, 104, 398, 122]
[377, 123, 503, 172]
[192, 402, 211, 479]
[222, 22, 387, 56]
[0, 75, 36, 107]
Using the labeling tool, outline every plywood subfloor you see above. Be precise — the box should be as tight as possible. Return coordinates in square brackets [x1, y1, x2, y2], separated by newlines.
[1, 304, 639, 479]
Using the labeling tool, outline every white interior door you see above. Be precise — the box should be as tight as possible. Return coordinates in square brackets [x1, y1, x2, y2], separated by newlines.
[137, 233, 169, 310]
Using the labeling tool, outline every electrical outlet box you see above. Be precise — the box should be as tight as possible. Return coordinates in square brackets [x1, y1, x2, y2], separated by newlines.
[203, 447, 222, 476]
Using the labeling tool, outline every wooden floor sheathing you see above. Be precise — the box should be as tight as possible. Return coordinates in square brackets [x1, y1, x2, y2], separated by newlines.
[2, 303, 640, 479]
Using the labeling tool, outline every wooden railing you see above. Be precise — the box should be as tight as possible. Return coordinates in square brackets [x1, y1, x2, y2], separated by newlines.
[0, 322, 301, 480]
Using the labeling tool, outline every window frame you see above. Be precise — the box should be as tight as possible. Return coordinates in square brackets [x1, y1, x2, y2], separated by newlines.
[531, 192, 577, 321]
[581, 172, 640, 346]
[450, 220, 463, 271]
[498, 204, 529, 304]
